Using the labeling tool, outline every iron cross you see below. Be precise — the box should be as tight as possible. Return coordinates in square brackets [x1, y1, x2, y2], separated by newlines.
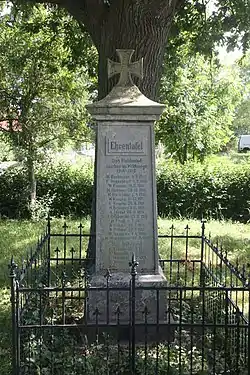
[107, 49, 143, 87]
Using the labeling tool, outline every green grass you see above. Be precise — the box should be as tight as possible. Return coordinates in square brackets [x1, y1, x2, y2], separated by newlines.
[0, 218, 250, 374]
[158, 218, 250, 265]
[0, 220, 46, 375]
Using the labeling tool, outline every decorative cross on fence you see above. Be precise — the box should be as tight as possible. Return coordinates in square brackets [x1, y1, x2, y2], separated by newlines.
[108, 49, 143, 87]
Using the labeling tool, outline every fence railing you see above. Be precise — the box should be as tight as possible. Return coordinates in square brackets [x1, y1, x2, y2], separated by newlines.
[9, 219, 250, 375]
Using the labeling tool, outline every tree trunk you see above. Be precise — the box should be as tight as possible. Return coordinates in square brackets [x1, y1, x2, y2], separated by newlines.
[183, 143, 188, 164]
[97, 20, 169, 100]
[27, 155, 37, 215]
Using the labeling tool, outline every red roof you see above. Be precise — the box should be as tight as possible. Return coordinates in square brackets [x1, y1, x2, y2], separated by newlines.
[0, 120, 21, 132]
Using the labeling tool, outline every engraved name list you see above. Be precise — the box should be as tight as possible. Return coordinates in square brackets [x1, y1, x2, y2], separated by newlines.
[97, 127, 155, 271]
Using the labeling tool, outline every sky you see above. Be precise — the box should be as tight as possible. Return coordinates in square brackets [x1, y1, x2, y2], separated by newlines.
[217, 48, 243, 66]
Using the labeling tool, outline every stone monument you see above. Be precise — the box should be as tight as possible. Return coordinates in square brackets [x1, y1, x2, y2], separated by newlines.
[86, 50, 170, 333]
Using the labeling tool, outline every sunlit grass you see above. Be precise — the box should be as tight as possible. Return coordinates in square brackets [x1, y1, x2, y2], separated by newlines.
[158, 218, 250, 265]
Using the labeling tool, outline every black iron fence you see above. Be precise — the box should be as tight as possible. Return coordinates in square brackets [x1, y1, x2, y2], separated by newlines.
[9, 220, 250, 374]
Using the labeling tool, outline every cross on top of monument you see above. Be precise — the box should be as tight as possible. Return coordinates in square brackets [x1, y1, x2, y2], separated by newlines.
[108, 49, 143, 87]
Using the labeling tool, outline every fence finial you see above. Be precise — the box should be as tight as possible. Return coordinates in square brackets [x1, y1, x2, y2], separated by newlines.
[201, 219, 206, 235]
[129, 253, 139, 276]
[9, 256, 17, 277]
[47, 214, 51, 233]
[104, 269, 112, 281]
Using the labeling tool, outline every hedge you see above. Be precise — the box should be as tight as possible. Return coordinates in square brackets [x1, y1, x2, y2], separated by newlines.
[0, 163, 93, 219]
[37, 162, 93, 218]
[0, 160, 249, 221]
[156, 161, 250, 221]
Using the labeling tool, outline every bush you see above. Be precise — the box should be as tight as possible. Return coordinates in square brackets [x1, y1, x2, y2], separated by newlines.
[0, 162, 93, 219]
[37, 162, 93, 218]
[0, 166, 30, 218]
[0, 159, 250, 221]
[157, 160, 250, 221]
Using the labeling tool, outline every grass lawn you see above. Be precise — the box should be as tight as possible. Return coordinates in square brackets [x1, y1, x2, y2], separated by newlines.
[0, 217, 250, 374]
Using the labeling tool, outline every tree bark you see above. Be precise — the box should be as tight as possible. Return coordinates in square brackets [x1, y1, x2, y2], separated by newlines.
[23, 1, 184, 98]
[27, 154, 37, 214]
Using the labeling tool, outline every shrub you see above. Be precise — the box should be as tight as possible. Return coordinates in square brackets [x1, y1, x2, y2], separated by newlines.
[36, 162, 93, 218]
[0, 166, 29, 218]
[157, 160, 250, 221]
[0, 162, 93, 219]
[0, 136, 15, 162]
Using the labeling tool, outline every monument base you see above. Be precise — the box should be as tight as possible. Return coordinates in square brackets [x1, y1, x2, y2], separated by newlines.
[87, 271, 174, 342]
[79, 324, 174, 344]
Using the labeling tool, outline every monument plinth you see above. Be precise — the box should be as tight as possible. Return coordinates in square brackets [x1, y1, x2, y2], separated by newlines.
[87, 50, 170, 330]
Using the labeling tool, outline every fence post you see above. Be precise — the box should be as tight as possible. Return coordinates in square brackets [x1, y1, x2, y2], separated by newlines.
[129, 254, 139, 375]
[248, 268, 250, 375]
[9, 256, 18, 375]
[46, 215, 51, 287]
[200, 220, 206, 288]
[105, 269, 111, 325]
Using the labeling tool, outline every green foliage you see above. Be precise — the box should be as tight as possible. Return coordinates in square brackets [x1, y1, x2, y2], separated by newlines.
[0, 162, 93, 219]
[233, 51, 250, 135]
[0, 166, 30, 218]
[0, 134, 15, 162]
[0, 4, 92, 156]
[0, 3, 94, 213]
[208, 0, 250, 53]
[157, 159, 250, 221]
[168, 0, 250, 58]
[0, 288, 11, 375]
[18, 328, 214, 374]
[234, 99, 250, 135]
[158, 45, 243, 163]
[37, 161, 93, 218]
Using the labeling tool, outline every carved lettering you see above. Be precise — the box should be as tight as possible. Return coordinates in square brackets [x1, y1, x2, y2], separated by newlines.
[106, 138, 146, 155]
